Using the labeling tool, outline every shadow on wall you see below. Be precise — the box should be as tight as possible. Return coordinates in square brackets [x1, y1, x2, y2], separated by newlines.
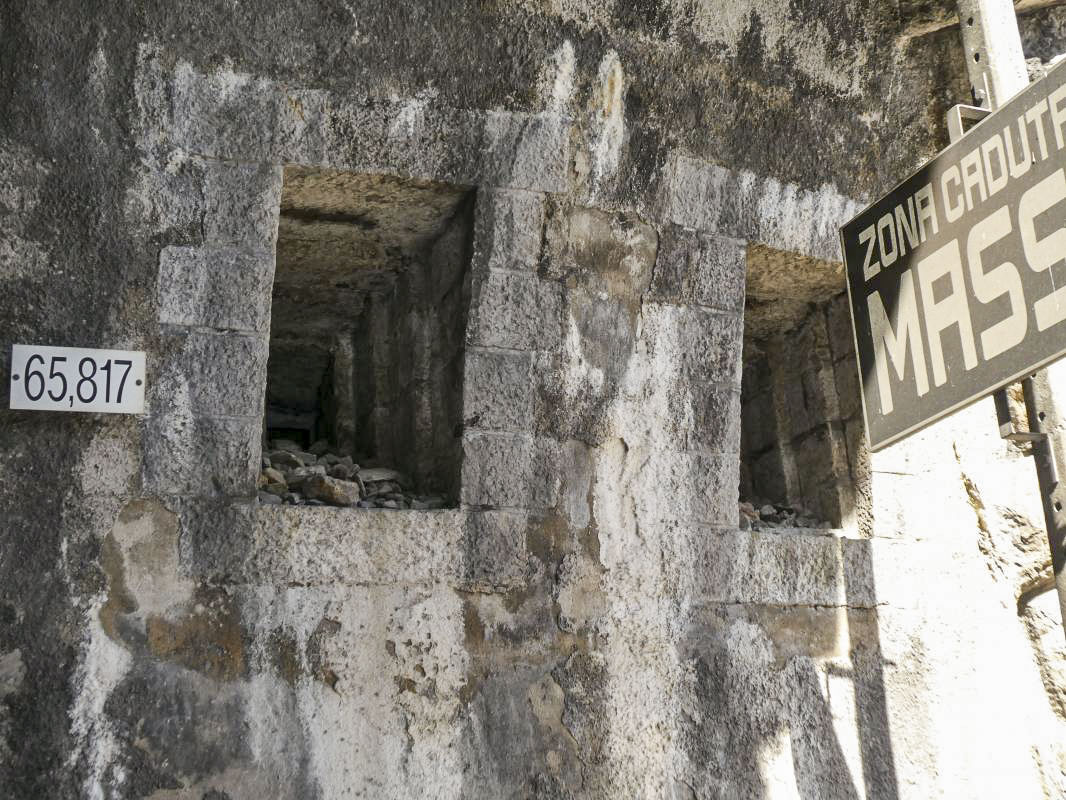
[739, 245, 870, 533]
[682, 242, 899, 798]
[680, 540, 899, 800]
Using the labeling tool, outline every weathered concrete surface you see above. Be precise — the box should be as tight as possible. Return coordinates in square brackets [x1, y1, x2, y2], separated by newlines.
[1, 1, 1065, 798]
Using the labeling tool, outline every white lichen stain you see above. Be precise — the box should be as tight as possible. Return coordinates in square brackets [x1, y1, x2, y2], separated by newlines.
[517, 0, 616, 32]
[667, 155, 861, 259]
[245, 673, 307, 770]
[111, 502, 195, 621]
[0, 649, 26, 697]
[562, 312, 605, 405]
[389, 89, 438, 140]
[339, 0, 370, 45]
[88, 45, 108, 97]
[756, 726, 803, 795]
[68, 600, 132, 800]
[246, 585, 469, 798]
[211, 57, 254, 101]
[537, 40, 576, 113]
[589, 51, 625, 189]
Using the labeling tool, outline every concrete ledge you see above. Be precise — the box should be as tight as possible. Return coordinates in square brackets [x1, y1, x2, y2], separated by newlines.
[662, 526, 988, 612]
[181, 505, 535, 591]
[688, 528, 869, 608]
[189, 505, 467, 586]
[178, 504, 978, 615]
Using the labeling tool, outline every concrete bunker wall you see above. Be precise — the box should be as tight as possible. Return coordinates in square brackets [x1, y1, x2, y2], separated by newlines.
[139, 55, 581, 796]
[4, 8, 1066, 797]
[147, 48, 570, 510]
[135, 53, 1066, 798]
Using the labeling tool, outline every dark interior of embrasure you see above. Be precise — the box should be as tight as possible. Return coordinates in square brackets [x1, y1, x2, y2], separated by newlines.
[738, 245, 870, 532]
[261, 167, 475, 508]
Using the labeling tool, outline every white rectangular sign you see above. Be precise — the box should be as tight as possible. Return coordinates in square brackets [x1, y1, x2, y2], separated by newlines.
[9, 344, 146, 414]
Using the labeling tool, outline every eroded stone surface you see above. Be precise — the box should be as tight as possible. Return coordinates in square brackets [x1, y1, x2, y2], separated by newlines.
[2, 3, 1065, 799]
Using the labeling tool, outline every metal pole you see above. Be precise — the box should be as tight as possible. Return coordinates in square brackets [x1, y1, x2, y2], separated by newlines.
[955, 0, 1028, 107]
[954, 0, 1066, 636]
[1021, 376, 1066, 628]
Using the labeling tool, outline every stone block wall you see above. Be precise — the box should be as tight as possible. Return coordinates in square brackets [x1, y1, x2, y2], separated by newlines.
[2, 3, 1066, 799]
[149, 159, 283, 501]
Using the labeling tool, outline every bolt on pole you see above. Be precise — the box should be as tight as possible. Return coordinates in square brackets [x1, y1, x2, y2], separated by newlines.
[954, 0, 1066, 637]
[955, 0, 1028, 106]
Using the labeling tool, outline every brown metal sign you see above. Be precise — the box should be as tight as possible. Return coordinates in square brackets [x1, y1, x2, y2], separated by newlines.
[841, 59, 1066, 451]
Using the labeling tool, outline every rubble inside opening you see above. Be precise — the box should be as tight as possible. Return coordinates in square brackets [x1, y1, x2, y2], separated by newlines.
[738, 245, 871, 531]
[261, 167, 475, 509]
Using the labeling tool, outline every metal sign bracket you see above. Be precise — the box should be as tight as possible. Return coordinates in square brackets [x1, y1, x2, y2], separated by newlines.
[993, 386, 1049, 445]
[946, 103, 992, 141]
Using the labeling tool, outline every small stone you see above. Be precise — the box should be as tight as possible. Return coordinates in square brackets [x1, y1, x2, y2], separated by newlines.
[338, 456, 354, 468]
[356, 500, 375, 509]
[258, 491, 282, 505]
[759, 504, 775, 518]
[269, 451, 304, 469]
[422, 496, 445, 510]
[358, 467, 404, 484]
[263, 467, 286, 485]
[330, 463, 359, 481]
[286, 465, 327, 489]
[381, 500, 399, 509]
[262, 482, 287, 497]
[317, 454, 339, 466]
[302, 474, 361, 506]
[309, 439, 330, 456]
[261, 456, 271, 469]
[293, 451, 317, 465]
[305, 499, 327, 507]
[738, 501, 758, 526]
[283, 492, 301, 504]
